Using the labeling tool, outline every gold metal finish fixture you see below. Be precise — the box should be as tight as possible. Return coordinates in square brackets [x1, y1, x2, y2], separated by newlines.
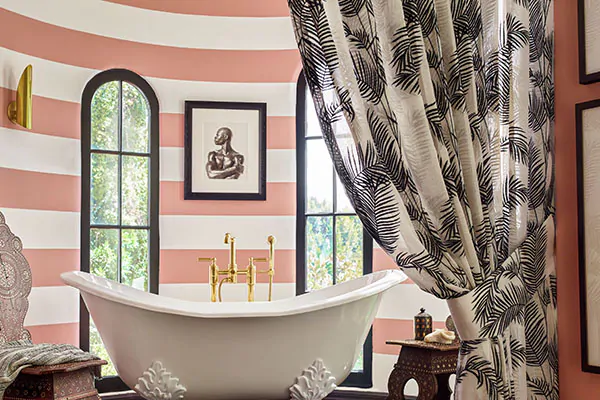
[7, 65, 33, 129]
[198, 233, 276, 302]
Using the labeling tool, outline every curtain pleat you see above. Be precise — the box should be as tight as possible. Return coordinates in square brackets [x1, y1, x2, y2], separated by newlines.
[287, 0, 556, 398]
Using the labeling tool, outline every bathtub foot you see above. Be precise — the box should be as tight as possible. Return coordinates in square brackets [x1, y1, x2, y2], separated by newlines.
[134, 360, 187, 400]
[289, 359, 337, 400]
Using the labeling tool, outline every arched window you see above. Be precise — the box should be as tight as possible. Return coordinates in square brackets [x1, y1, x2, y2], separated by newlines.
[296, 71, 373, 388]
[80, 69, 159, 393]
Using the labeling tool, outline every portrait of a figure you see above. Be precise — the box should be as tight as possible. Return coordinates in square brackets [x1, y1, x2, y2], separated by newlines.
[205, 127, 245, 180]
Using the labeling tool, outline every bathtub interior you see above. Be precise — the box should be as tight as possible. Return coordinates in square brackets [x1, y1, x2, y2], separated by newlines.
[61, 269, 406, 318]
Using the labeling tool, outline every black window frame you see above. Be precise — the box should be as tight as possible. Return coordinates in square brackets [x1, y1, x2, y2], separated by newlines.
[295, 71, 374, 388]
[80, 69, 160, 394]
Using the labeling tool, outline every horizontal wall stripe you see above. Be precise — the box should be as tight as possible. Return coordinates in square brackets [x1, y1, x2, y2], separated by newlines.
[372, 248, 414, 284]
[159, 113, 184, 147]
[0, 127, 80, 176]
[159, 282, 296, 302]
[376, 284, 450, 321]
[1, 209, 297, 251]
[266, 117, 297, 149]
[0, 47, 297, 115]
[371, 353, 421, 395]
[160, 148, 296, 183]
[104, 0, 292, 18]
[24, 249, 80, 287]
[372, 353, 396, 393]
[160, 114, 296, 149]
[0, 168, 80, 212]
[0, 0, 297, 51]
[160, 215, 295, 250]
[373, 248, 397, 272]
[25, 286, 79, 326]
[0, 9, 300, 83]
[0, 88, 80, 139]
[161, 182, 296, 216]
[0, 128, 296, 182]
[0, 208, 80, 249]
[26, 322, 79, 346]
[160, 249, 295, 284]
[372, 318, 447, 356]
[150, 78, 296, 116]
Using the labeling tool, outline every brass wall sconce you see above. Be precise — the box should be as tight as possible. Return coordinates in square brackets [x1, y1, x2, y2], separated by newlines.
[7, 65, 33, 129]
[198, 233, 276, 302]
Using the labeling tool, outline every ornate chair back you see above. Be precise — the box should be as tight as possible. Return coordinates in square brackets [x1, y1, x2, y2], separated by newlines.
[0, 211, 33, 343]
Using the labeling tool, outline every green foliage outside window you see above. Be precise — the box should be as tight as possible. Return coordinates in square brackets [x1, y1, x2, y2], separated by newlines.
[88, 81, 150, 377]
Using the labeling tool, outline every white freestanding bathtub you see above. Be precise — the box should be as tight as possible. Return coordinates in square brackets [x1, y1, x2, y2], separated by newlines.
[61, 270, 406, 400]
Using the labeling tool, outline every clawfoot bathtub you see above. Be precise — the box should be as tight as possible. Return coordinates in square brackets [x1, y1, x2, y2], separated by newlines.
[61, 270, 406, 400]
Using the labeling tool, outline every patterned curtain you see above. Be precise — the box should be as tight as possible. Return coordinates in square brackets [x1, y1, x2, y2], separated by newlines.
[287, 0, 556, 398]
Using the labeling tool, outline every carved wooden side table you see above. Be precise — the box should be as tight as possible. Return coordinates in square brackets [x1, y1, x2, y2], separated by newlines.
[3, 360, 107, 400]
[386, 339, 459, 400]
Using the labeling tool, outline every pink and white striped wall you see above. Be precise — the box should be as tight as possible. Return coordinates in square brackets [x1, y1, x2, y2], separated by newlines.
[0, 0, 448, 393]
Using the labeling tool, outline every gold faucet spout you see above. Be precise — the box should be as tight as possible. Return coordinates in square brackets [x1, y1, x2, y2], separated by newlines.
[224, 233, 237, 283]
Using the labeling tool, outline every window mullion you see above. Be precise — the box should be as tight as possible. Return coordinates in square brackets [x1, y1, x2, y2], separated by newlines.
[117, 80, 123, 284]
[332, 162, 337, 286]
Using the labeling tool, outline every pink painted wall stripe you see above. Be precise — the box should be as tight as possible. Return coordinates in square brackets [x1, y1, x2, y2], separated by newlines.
[0, 168, 80, 212]
[26, 323, 79, 346]
[160, 115, 296, 149]
[0, 88, 80, 139]
[160, 182, 296, 216]
[104, 0, 292, 18]
[160, 249, 295, 284]
[373, 248, 414, 284]
[24, 249, 80, 287]
[0, 92, 297, 149]
[0, 9, 300, 83]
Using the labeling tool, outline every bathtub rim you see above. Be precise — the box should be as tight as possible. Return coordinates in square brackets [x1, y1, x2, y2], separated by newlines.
[61, 269, 406, 319]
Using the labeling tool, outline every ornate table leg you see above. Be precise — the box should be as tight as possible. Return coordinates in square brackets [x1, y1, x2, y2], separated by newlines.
[434, 373, 453, 400]
[386, 366, 411, 400]
[413, 372, 437, 400]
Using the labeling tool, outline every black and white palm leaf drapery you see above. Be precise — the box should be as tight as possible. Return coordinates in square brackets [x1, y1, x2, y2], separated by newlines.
[287, 0, 556, 398]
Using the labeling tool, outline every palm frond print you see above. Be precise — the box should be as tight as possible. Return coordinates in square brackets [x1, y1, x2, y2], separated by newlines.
[287, 0, 556, 397]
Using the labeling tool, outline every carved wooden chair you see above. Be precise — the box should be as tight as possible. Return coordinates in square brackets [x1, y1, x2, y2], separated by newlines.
[0, 211, 107, 400]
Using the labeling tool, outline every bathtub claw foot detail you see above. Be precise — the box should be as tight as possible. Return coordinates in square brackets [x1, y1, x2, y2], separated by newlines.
[289, 359, 337, 400]
[134, 361, 187, 400]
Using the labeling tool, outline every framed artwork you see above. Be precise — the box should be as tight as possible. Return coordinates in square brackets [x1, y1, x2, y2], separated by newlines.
[184, 101, 267, 200]
[577, 99, 600, 373]
[579, 0, 600, 84]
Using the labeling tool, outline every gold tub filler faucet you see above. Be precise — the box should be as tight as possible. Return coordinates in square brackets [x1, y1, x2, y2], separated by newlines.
[197, 233, 276, 302]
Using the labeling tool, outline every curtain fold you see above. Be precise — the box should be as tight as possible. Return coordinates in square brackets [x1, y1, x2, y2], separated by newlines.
[286, 0, 556, 398]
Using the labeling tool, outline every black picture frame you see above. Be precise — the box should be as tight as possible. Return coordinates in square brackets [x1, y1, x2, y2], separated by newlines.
[579, 0, 600, 84]
[184, 100, 267, 201]
[576, 99, 600, 374]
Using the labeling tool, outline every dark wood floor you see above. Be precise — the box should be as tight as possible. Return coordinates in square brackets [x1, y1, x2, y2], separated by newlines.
[99, 389, 408, 400]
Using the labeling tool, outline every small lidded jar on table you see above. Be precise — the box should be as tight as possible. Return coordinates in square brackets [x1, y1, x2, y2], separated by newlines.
[414, 307, 433, 340]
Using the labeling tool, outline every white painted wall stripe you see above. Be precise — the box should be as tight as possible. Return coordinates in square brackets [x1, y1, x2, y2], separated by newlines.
[0, 0, 297, 51]
[160, 215, 295, 250]
[24, 286, 79, 326]
[159, 283, 296, 303]
[0, 129, 297, 183]
[0, 127, 80, 176]
[0, 48, 297, 116]
[0, 208, 297, 251]
[160, 148, 296, 183]
[376, 284, 449, 321]
[0, 208, 80, 249]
